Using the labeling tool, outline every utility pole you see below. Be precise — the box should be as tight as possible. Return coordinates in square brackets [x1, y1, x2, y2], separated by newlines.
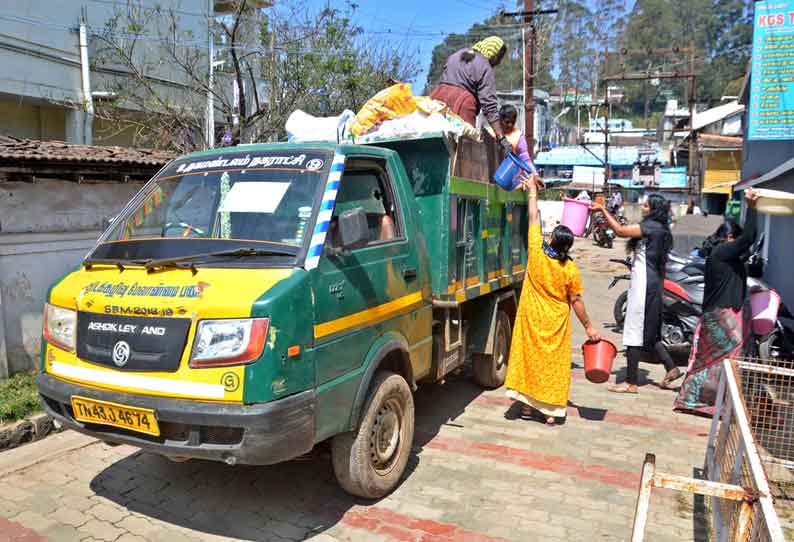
[206, 0, 215, 149]
[603, 46, 696, 192]
[687, 41, 697, 200]
[523, 0, 535, 157]
[502, 7, 557, 158]
[603, 47, 610, 192]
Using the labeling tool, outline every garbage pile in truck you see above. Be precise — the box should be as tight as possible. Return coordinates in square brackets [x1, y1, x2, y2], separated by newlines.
[286, 83, 481, 144]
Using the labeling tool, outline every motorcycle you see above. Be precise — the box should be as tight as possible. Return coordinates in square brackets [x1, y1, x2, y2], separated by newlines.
[585, 205, 627, 245]
[609, 251, 706, 353]
[591, 211, 616, 249]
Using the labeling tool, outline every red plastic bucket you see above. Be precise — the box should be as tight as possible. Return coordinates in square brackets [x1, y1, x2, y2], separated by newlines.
[582, 339, 617, 384]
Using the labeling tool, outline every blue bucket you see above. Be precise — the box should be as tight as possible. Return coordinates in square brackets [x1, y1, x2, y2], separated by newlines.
[494, 153, 537, 191]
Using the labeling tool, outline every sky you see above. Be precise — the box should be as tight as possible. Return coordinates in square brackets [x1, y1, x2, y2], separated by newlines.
[289, 1, 629, 91]
[293, 0, 519, 90]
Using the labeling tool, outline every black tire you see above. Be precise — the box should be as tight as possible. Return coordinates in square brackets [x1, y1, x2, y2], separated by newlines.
[331, 371, 414, 499]
[613, 290, 628, 327]
[472, 310, 512, 388]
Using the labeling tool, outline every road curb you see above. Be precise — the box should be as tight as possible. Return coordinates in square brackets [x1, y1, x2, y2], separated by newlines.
[0, 429, 98, 478]
[0, 412, 60, 452]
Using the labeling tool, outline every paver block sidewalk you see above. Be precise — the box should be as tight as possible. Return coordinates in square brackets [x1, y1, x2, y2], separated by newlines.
[0, 242, 715, 541]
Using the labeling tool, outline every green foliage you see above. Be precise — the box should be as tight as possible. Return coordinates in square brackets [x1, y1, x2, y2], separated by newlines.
[619, 0, 753, 116]
[256, 3, 419, 138]
[93, 1, 419, 150]
[424, 6, 555, 95]
[0, 372, 41, 424]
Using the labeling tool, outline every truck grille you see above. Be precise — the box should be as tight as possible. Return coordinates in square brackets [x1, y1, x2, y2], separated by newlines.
[76, 312, 191, 372]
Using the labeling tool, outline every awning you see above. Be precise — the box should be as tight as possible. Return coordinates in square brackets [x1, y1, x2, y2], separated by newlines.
[735, 157, 794, 190]
[698, 134, 743, 151]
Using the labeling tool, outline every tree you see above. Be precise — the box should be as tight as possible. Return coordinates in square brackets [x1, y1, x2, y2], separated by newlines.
[618, 0, 682, 126]
[424, 10, 555, 95]
[700, 0, 753, 101]
[615, 0, 751, 116]
[92, 0, 419, 151]
[552, 0, 597, 103]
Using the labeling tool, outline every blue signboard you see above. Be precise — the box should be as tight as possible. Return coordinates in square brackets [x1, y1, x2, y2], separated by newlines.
[749, 1, 794, 140]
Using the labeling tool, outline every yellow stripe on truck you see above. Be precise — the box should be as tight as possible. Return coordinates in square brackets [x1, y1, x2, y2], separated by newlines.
[314, 292, 424, 339]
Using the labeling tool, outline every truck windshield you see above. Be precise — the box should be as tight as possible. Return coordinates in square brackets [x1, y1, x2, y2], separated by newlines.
[90, 150, 332, 264]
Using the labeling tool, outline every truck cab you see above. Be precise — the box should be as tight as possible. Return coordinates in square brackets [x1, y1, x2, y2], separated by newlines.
[37, 136, 526, 498]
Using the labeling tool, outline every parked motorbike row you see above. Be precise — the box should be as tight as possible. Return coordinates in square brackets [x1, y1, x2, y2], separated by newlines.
[608, 239, 794, 365]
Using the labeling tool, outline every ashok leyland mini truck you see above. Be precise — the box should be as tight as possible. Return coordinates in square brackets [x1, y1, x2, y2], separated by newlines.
[37, 133, 527, 498]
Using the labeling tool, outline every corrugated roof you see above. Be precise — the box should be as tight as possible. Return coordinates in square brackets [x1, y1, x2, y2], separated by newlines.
[736, 157, 794, 190]
[0, 136, 177, 167]
[691, 102, 744, 132]
[535, 145, 663, 167]
[610, 167, 688, 190]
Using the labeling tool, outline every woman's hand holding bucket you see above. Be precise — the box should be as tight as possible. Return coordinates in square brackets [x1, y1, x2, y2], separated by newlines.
[517, 172, 544, 192]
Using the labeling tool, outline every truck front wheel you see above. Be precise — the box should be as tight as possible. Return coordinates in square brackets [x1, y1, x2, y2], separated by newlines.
[331, 371, 415, 499]
[472, 310, 512, 388]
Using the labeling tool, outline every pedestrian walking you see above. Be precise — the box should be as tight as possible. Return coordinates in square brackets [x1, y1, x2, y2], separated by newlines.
[591, 194, 683, 394]
[674, 189, 759, 416]
[505, 173, 600, 425]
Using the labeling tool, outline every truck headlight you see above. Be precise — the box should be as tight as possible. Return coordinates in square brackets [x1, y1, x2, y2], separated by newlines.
[190, 318, 269, 368]
[43, 304, 77, 352]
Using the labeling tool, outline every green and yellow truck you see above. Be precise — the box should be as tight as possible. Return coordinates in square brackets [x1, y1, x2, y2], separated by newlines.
[36, 133, 527, 498]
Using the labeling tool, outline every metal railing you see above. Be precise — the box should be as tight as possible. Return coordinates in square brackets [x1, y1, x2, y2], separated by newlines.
[631, 358, 786, 541]
[704, 359, 785, 541]
[737, 357, 794, 500]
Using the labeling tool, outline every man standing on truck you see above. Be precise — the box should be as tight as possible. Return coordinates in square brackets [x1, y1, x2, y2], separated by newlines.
[505, 173, 601, 425]
[430, 36, 514, 156]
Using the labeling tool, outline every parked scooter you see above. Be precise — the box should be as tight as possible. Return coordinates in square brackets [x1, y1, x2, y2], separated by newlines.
[609, 251, 705, 353]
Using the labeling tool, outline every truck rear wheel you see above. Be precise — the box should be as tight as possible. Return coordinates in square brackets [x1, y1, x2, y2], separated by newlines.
[472, 310, 511, 388]
[331, 371, 414, 499]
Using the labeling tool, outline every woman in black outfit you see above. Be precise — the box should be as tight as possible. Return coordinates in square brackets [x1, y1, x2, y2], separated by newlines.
[674, 189, 759, 415]
[592, 194, 682, 394]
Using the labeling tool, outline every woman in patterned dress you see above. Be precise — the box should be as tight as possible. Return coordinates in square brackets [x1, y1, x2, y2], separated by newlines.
[505, 174, 601, 425]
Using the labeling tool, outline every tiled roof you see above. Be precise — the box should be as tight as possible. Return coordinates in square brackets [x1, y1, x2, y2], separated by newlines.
[0, 136, 177, 167]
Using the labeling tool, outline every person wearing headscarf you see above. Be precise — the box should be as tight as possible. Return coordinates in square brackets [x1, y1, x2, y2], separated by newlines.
[591, 194, 683, 394]
[430, 36, 513, 155]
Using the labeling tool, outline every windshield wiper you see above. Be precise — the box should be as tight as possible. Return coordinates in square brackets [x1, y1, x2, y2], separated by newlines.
[83, 258, 151, 271]
[143, 247, 297, 273]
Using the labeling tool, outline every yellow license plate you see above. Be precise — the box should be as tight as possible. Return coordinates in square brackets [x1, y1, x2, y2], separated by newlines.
[71, 396, 160, 437]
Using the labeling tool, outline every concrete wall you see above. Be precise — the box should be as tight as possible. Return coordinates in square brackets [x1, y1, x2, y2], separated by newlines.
[741, 111, 794, 310]
[0, 178, 144, 378]
[0, 99, 66, 140]
[755, 175, 794, 309]
[0, 0, 211, 144]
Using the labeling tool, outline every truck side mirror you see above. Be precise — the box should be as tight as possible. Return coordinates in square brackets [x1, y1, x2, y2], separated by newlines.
[338, 207, 369, 251]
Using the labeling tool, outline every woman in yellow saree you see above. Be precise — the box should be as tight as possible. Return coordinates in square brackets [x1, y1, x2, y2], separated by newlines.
[505, 174, 601, 425]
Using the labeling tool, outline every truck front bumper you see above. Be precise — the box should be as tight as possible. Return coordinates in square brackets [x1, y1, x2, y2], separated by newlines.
[37, 373, 316, 466]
